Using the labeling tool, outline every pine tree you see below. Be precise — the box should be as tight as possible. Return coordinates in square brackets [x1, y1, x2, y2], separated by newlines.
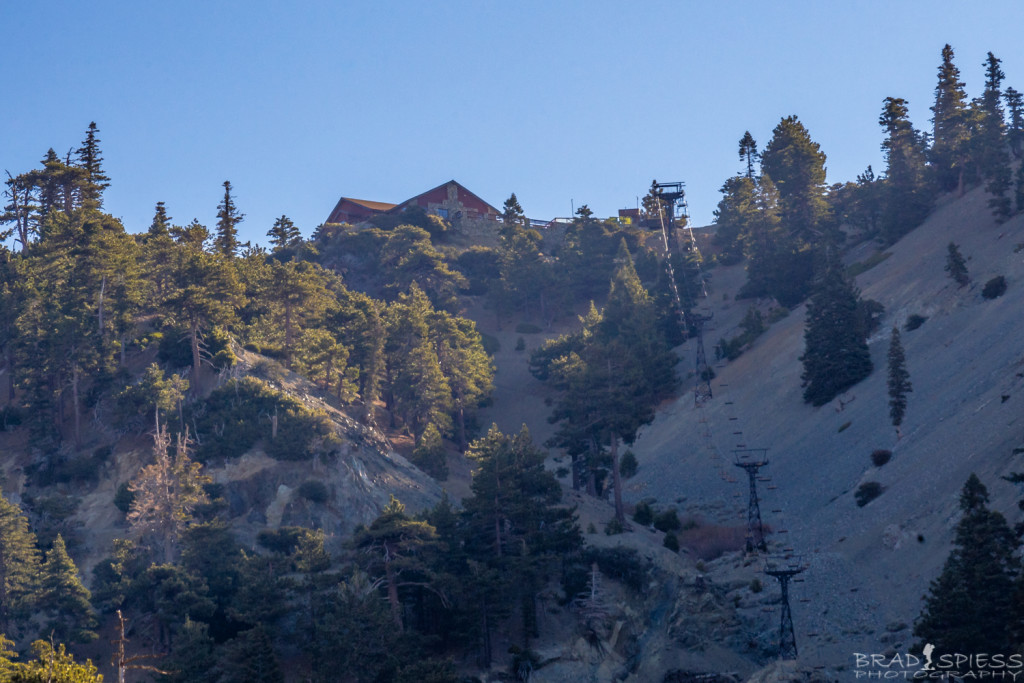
[0, 489, 42, 634]
[944, 242, 969, 287]
[760, 115, 829, 243]
[38, 535, 97, 643]
[1005, 87, 1024, 160]
[75, 122, 110, 209]
[738, 131, 759, 178]
[711, 174, 756, 264]
[159, 617, 217, 683]
[800, 253, 873, 406]
[214, 180, 245, 257]
[501, 192, 525, 233]
[930, 44, 972, 195]
[886, 326, 912, 436]
[914, 474, 1019, 661]
[879, 97, 931, 243]
[978, 53, 1012, 221]
[218, 624, 284, 683]
[267, 214, 301, 252]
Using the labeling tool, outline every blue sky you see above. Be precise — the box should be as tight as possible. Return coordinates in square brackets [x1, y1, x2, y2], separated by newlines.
[4, 1, 1024, 245]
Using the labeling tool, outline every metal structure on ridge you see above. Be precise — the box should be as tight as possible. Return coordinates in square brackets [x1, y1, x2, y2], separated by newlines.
[764, 555, 807, 660]
[652, 182, 712, 405]
[734, 448, 769, 552]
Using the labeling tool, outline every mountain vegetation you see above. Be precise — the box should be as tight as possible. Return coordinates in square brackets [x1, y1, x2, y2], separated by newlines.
[0, 41, 1023, 679]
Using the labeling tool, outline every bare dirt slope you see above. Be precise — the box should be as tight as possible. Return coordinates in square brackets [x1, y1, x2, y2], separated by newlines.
[630, 185, 1024, 667]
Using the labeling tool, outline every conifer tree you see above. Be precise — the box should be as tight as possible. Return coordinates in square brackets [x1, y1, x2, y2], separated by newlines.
[760, 115, 829, 243]
[930, 44, 972, 195]
[914, 474, 1019, 660]
[738, 131, 759, 178]
[214, 180, 245, 257]
[218, 624, 284, 683]
[886, 326, 912, 437]
[75, 122, 110, 209]
[267, 214, 301, 252]
[38, 535, 97, 643]
[711, 174, 756, 264]
[501, 192, 525, 232]
[879, 97, 931, 243]
[1005, 87, 1024, 160]
[800, 253, 873, 406]
[0, 489, 42, 634]
[977, 53, 1012, 221]
[944, 242, 969, 287]
[160, 617, 217, 683]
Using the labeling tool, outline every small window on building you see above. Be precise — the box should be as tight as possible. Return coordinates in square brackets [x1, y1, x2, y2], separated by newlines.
[436, 208, 449, 219]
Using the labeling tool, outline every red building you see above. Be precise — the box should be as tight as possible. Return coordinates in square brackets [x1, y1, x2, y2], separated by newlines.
[325, 180, 500, 225]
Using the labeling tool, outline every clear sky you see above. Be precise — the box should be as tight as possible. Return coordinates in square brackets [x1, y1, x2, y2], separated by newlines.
[4, 1, 1024, 244]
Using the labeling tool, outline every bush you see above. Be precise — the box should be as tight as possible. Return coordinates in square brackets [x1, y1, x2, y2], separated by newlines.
[855, 481, 885, 507]
[619, 450, 638, 479]
[0, 406, 23, 431]
[515, 337, 526, 352]
[982, 276, 1007, 300]
[585, 546, 649, 593]
[871, 449, 893, 467]
[632, 500, 654, 526]
[838, 421, 852, 433]
[904, 314, 928, 331]
[653, 508, 681, 533]
[114, 482, 134, 514]
[515, 322, 543, 334]
[604, 517, 625, 535]
[412, 423, 448, 481]
[479, 333, 500, 355]
[663, 532, 680, 552]
[297, 480, 330, 505]
[750, 578, 763, 593]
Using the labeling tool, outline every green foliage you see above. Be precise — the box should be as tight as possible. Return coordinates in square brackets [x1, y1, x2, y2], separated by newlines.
[887, 326, 912, 429]
[801, 255, 873, 406]
[604, 517, 624, 535]
[904, 314, 928, 331]
[855, 482, 885, 507]
[871, 449, 893, 467]
[930, 44, 972, 195]
[297, 480, 330, 505]
[515, 336, 526, 351]
[113, 482, 134, 514]
[632, 500, 654, 526]
[38, 535, 97, 643]
[944, 242, 969, 287]
[982, 275, 1007, 299]
[194, 377, 339, 462]
[846, 251, 892, 278]
[653, 508, 681, 533]
[663, 532, 680, 552]
[914, 475, 1020, 660]
[619, 449, 638, 478]
[0, 488, 42, 632]
[5, 639, 102, 682]
[412, 422, 449, 480]
[879, 97, 932, 242]
[761, 115, 829, 243]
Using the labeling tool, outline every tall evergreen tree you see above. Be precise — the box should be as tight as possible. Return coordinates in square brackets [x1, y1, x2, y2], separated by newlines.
[914, 474, 1019, 661]
[975, 53, 1013, 221]
[886, 326, 912, 436]
[267, 214, 301, 252]
[800, 253, 873, 406]
[760, 115, 829, 243]
[38, 535, 97, 643]
[738, 131, 759, 178]
[501, 193, 525, 233]
[1005, 87, 1024, 160]
[930, 44, 972, 195]
[214, 180, 245, 257]
[75, 122, 110, 209]
[945, 242, 969, 287]
[0, 489, 42, 634]
[879, 97, 932, 243]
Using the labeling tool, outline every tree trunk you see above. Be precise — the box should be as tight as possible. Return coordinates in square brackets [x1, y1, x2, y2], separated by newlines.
[190, 319, 201, 393]
[455, 397, 467, 451]
[97, 274, 106, 336]
[72, 365, 81, 449]
[284, 302, 293, 369]
[610, 432, 624, 523]
[385, 555, 403, 630]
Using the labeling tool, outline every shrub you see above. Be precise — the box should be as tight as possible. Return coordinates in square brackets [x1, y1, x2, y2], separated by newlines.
[982, 276, 1007, 300]
[515, 337, 526, 352]
[411, 423, 448, 481]
[766, 307, 790, 324]
[663, 532, 680, 552]
[855, 481, 885, 507]
[750, 578, 763, 593]
[585, 546, 649, 593]
[904, 314, 928, 331]
[847, 251, 892, 278]
[619, 450, 638, 479]
[653, 508, 682, 533]
[515, 322, 543, 334]
[604, 517, 625, 535]
[838, 421, 852, 433]
[297, 480, 330, 505]
[0, 406, 23, 431]
[479, 333, 500, 355]
[633, 500, 654, 526]
[113, 482, 134, 514]
[871, 449, 892, 467]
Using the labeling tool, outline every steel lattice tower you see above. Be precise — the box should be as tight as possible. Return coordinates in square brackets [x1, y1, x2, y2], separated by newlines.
[734, 449, 769, 552]
[764, 558, 806, 660]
